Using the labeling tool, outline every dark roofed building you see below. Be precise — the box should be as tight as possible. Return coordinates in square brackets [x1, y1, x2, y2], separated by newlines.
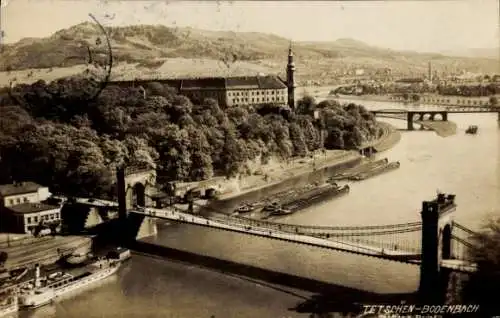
[3, 202, 61, 234]
[0, 182, 51, 208]
[7, 202, 59, 214]
[108, 45, 297, 109]
[0, 182, 53, 233]
[0, 182, 42, 197]
[181, 78, 226, 90]
[225, 75, 288, 107]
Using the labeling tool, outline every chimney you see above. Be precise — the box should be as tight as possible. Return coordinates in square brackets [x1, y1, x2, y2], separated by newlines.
[437, 193, 446, 204]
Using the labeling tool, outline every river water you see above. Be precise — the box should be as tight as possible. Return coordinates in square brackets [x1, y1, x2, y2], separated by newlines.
[17, 100, 500, 318]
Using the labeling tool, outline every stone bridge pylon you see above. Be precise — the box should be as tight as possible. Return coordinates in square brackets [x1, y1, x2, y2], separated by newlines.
[116, 166, 157, 241]
[419, 193, 455, 303]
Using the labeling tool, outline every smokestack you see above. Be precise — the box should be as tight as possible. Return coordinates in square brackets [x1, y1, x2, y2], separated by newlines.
[117, 167, 127, 219]
[34, 264, 41, 287]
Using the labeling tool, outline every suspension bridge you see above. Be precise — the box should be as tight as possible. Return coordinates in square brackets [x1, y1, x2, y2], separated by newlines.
[58, 166, 484, 303]
[66, 192, 479, 274]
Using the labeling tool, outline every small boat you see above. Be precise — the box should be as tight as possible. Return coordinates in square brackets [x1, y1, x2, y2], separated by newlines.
[234, 202, 260, 214]
[269, 208, 293, 216]
[465, 125, 478, 134]
[107, 247, 131, 262]
[263, 202, 280, 212]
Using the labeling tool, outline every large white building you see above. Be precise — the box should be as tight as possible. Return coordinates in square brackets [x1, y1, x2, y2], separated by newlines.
[0, 182, 61, 234]
[112, 44, 297, 109]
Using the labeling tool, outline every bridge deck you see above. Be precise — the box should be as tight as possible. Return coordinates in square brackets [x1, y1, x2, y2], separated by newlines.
[54, 196, 119, 207]
[133, 208, 421, 262]
[63, 196, 477, 272]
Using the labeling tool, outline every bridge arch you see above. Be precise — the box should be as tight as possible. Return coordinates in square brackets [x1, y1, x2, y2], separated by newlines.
[132, 182, 146, 207]
[441, 224, 452, 259]
[118, 167, 157, 213]
[412, 113, 422, 122]
[433, 113, 443, 121]
[421, 113, 432, 121]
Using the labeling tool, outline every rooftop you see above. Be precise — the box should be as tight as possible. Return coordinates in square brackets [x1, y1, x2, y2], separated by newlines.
[0, 182, 44, 197]
[7, 202, 60, 214]
[112, 75, 287, 91]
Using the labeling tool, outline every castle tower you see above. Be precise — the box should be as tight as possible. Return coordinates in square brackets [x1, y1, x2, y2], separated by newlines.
[428, 61, 432, 81]
[286, 41, 296, 109]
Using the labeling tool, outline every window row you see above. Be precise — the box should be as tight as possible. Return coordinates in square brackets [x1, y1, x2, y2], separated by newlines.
[26, 213, 60, 224]
[229, 90, 285, 97]
[8, 197, 29, 206]
[232, 96, 286, 104]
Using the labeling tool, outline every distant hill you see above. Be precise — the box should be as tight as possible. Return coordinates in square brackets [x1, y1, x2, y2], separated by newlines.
[440, 47, 499, 59]
[0, 22, 498, 85]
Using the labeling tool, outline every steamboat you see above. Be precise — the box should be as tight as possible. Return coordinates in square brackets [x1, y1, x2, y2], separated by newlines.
[18, 258, 120, 309]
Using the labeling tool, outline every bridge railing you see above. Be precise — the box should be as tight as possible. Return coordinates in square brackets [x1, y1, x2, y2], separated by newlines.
[185, 211, 423, 254]
[139, 208, 423, 257]
[450, 221, 479, 262]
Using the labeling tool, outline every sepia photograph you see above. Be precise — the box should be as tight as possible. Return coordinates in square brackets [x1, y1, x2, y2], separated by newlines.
[0, 0, 499, 317]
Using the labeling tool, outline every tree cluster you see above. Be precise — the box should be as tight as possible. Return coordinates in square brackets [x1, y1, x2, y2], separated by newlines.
[333, 83, 500, 97]
[0, 79, 379, 198]
[437, 84, 500, 97]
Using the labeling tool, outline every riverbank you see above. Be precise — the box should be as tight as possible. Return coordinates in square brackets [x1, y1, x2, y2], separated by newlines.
[207, 120, 401, 214]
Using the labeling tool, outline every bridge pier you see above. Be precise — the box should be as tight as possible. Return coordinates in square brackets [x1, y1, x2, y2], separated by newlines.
[407, 112, 414, 131]
[419, 201, 440, 303]
[419, 194, 456, 304]
[117, 167, 128, 220]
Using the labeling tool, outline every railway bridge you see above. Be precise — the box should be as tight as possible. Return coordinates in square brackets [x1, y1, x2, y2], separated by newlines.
[65, 167, 481, 303]
[372, 106, 500, 130]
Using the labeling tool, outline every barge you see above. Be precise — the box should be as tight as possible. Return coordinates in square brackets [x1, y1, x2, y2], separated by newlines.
[328, 158, 389, 181]
[348, 161, 400, 181]
[266, 184, 350, 217]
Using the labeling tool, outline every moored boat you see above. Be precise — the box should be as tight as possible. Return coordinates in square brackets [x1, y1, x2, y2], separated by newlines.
[233, 202, 261, 214]
[107, 247, 131, 262]
[18, 259, 120, 309]
[348, 161, 400, 181]
[268, 184, 350, 217]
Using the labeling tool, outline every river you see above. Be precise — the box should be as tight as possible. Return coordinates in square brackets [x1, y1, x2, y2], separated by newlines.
[17, 99, 500, 318]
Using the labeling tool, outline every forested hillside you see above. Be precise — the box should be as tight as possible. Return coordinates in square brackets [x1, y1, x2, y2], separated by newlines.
[0, 79, 379, 198]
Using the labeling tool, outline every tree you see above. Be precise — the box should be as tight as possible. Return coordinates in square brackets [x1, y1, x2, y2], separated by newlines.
[296, 95, 317, 115]
[489, 96, 498, 106]
[462, 219, 500, 316]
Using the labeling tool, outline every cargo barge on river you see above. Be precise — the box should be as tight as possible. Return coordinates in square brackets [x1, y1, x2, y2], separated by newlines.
[265, 183, 350, 217]
[328, 158, 389, 181]
[348, 161, 400, 181]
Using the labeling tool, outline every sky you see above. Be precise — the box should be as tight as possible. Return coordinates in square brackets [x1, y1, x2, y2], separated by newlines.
[1, 0, 499, 53]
